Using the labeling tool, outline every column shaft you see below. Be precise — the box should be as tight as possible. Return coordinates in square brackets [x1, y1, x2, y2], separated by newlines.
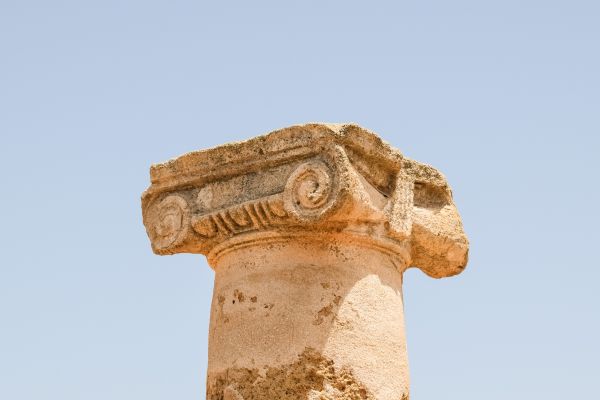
[207, 238, 409, 400]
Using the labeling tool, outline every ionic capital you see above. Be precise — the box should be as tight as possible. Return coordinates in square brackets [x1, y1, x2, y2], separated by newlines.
[142, 123, 468, 277]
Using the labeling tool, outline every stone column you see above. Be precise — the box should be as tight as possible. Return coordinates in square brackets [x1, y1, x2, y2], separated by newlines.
[141, 124, 469, 400]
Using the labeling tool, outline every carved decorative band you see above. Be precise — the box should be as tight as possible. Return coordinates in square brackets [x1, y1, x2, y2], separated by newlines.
[191, 195, 289, 238]
[206, 230, 412, 269]
[145, 159, 341, 253]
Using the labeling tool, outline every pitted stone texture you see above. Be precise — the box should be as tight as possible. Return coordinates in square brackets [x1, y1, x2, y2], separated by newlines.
[207, 240, 409, 400]
[209, 348, 377, 400]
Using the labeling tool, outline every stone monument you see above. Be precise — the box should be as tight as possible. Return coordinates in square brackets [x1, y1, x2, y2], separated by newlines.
[141, 123, 469, 399]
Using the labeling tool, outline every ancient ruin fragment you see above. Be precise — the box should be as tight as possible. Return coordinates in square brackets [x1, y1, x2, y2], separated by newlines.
[141, 123, 469, 399]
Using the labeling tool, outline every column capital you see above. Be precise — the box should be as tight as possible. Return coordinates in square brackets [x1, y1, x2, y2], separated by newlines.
[141, 123, 468, 278]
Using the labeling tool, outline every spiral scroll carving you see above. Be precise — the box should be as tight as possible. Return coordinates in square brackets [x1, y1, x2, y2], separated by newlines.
[284, 161, 336, 222]
[147, 195, 190, 251]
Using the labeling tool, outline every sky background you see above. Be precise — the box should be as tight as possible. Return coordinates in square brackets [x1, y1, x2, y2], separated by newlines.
[1, 1, 599, 399]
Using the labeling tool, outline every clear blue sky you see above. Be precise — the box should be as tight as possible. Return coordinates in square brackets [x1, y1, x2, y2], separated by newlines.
[1, 1, 598, 399]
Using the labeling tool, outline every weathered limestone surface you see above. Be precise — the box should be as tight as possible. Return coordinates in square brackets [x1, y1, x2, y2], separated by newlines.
[141, 124, 469, 399]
